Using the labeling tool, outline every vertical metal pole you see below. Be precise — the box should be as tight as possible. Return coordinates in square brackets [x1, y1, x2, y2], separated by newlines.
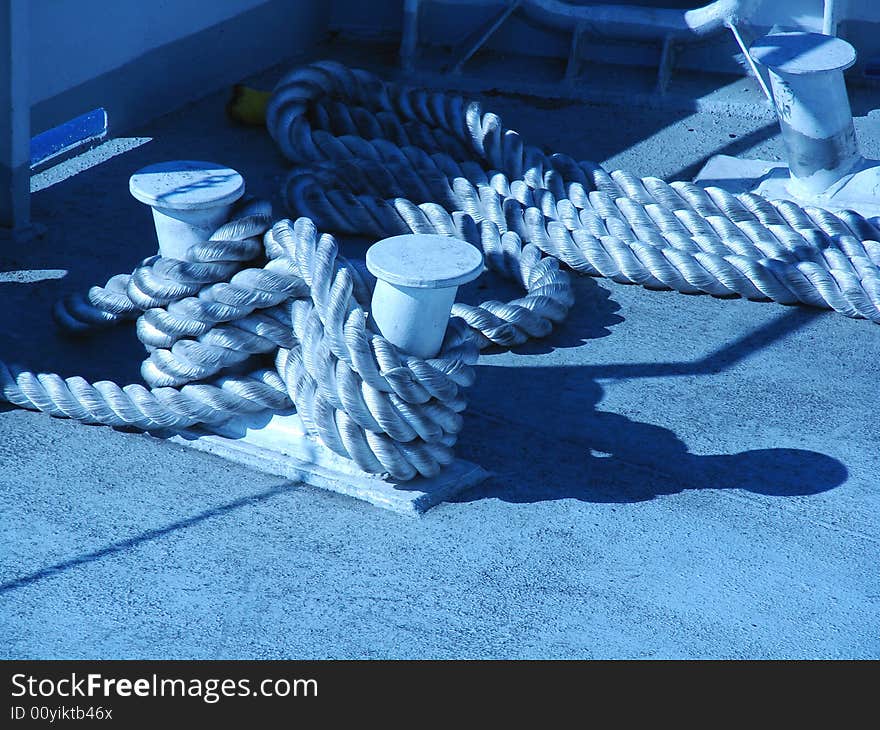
[822, 0, 847, 37]
[655, 35, 677, 95]
[0, 0, 29, 235]
[400, 0, 421, 71]
[564, 22, 585, 84]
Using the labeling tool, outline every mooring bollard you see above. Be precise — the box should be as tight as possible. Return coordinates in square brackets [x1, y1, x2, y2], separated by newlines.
[125, 162, 488, 511]
[129, 160, 245, 259]
[696, 30, 879, 218]
[366, 234, 484, 359]
[750, 32, 861, 197]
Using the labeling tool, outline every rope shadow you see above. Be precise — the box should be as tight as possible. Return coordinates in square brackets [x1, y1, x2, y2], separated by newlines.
[459, 273, 626, 353]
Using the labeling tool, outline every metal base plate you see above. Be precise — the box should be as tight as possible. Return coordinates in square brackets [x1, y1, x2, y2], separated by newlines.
[167, 411, 488, 517]
[693, 154, 880, 221]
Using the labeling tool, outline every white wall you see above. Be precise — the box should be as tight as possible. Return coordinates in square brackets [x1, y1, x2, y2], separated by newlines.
[29, 0, 277, 105]
[29, 0, 330, 134]
[751, 0, 824, 31]
[2, 0, 328, 232]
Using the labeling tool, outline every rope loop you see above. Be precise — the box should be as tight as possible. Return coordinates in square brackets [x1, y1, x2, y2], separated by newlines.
[4, 61, 880, 481]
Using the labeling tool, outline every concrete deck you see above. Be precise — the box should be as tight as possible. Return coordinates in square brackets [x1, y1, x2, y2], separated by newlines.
[1, 41, 878, 659]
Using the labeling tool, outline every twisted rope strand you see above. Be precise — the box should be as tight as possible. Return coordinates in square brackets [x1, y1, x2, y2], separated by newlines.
[53, 198, 274, 333]
[3, 61, 878, 482]
[268, 61, 880, 324]
[1, 209, 487, 479]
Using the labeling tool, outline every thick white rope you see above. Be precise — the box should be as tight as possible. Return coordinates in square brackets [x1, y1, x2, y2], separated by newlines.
[268, 61, 880, 323]
[54, 198, 274, 332]
[2, 60, 878, 481]
[1, 211, 501, 480]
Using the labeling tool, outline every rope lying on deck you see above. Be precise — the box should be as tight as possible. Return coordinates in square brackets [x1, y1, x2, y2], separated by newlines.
[1, 211, 504, 480]
[2, 60, 879, 480]
[269, 62, 880, 322]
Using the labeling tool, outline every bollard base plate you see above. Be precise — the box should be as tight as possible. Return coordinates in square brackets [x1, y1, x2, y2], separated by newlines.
[167, 410, 488, 517]
[694, 154, 880, 220]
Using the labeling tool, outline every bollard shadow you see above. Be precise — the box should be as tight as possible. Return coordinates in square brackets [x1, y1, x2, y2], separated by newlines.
[667, 121, 779, 183]
[454, 305, 847, 505]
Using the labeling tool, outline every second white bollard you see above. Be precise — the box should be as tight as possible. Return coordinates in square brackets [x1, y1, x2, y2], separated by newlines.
[366, 234, 484, 359]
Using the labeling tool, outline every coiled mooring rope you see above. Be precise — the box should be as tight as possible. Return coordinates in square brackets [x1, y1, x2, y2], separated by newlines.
[2, 60, 879, 480]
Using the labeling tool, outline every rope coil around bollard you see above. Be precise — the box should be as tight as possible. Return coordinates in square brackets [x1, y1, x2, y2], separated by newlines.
[2, 60, 879, 481]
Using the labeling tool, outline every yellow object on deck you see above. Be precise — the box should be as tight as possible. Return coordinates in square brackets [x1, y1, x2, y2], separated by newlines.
[226, 85, 271, 126]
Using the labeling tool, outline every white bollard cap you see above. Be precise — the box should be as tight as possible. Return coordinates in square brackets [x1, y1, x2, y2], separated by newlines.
[129, 160, 245, 211]
[366, 234, 484, 359]
[130, 160, 246, 260]
[366, 234, 483, 289]
[750, 32, 856, 75]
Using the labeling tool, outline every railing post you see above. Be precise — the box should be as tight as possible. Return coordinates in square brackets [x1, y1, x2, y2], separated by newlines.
[0, 0, 30, 238]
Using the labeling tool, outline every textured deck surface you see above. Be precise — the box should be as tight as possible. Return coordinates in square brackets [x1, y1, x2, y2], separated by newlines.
[1, 40, 878, 659]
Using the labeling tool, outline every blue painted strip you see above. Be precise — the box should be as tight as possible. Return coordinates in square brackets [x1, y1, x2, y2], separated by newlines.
[30, 108, 108, 167]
